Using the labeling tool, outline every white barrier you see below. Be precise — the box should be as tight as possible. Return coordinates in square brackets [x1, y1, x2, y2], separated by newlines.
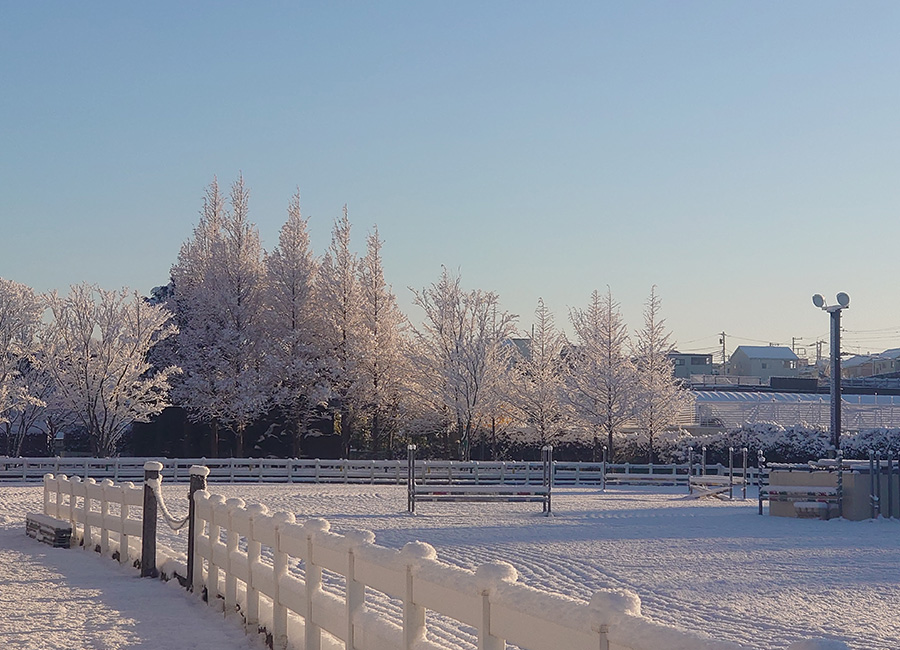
[37, 469, 846, 650]
[6, 456, 763, 486]
[43, 473, 144, 563]
[191, 490, 746, 650]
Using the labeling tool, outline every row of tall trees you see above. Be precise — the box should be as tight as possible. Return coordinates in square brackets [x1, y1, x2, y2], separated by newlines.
[2, 176, 691, 460]
[165, 177, 407, 459]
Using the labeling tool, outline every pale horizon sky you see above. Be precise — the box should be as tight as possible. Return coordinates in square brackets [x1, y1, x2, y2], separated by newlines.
[3, 2, 900, 361]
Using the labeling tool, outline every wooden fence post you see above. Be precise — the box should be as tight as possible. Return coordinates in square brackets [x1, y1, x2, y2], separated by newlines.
[245, 503, 268, 633]
[400, 541, 434, 649]
[475, 561, 518, 650]
[272, 511, 296, 650]
[344, 529, 375, 650]
[304, 518, 329, 650]
[187, 465, 209, 590]
[141, 460, 162, 578]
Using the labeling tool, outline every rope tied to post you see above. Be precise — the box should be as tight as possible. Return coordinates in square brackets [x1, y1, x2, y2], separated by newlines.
[144, 476, 190, 531]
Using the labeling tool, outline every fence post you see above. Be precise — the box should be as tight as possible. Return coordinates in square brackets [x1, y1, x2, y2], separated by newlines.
[101, 478, 114, 556]
[304, 518, 328, 650]
[542, 445, 553, 514]
[601, 446, 608, 492]
[407, 444, 417, 514]
[869, 449, 877, 519]
[687, 448, 694, 494]
[475, 561, 518, 650]
[345, 530, 375, 650]
[886, 449, 894, 519]
[141, 460, 162, 578]
[742, 448, 748, 500]
[757, 450, 766, 516]
[272, 511, 296, 650]
[728, 447, 734, 500]
[187, 465, 209, 590]
[400, 541, 434, 649]
[224, 498, 245, 616]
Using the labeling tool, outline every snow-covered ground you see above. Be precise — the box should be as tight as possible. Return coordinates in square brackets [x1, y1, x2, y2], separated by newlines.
[1, 483, 897, 650]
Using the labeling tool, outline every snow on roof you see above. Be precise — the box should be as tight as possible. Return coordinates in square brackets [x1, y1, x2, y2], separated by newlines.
[733, 345, 798, 361]
[692, 390, 900, 405]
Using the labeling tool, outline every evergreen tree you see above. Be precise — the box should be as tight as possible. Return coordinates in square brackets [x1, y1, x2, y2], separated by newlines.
[632, 286, 691, 463]
[169, 176, 268, 456]
[317, 206, 362, 456]
[357, 226, 407, 455]
[506, 298, 572, 448]
[263, 191, 324, 456]
[567, 288, 635, 459]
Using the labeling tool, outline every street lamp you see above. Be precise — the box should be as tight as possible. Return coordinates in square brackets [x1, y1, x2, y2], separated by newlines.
[812, 292, 850, 452]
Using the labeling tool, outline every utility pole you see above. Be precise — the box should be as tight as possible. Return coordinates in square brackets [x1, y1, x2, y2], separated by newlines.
[719, 332, 727, 374]
[791, 336, 803, 355]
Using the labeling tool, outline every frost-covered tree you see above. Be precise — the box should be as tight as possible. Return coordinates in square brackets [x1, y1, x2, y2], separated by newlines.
[506, 298, 572, 448]
[409, 268, 517, 459]
[317, 206, 362, 456]
[42, 283, 179, 457]
[567, 288, 636, 459]
[169, 176, 268, 456]
[0, 279, 45, 421]
[356, 226, 407, 455]
[263, 191, 325, 456]
[631, 286, 691, 463]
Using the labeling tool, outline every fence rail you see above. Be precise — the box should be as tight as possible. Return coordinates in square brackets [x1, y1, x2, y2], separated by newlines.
[5, 456, 762, 485]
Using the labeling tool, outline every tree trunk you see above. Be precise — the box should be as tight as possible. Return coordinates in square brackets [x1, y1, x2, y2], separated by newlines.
[210, 419, 219, 458]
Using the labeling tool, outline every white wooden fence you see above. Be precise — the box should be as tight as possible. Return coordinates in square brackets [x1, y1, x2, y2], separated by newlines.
[6, 456, 760, 485]
[42, 473, 144, 563]
[192, 489, 744, 650]
[38, 469, 840, 650]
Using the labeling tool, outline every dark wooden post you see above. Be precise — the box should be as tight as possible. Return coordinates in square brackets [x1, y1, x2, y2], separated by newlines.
[141, 461, 162, 578]
[186, 465, 209, 589]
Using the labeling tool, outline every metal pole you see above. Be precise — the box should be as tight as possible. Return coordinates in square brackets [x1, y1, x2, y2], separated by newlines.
[601, 445, 608, 492]
[141, 461, 161, 578]
[869, 449, 877, 519]
[887, 452, 893, 519]
[876, 451, 883, 518]
[728, 447, 734, 500]
[701, 446, 707, 476]
[836, 449, 843, 519]
[830, 308, 842, 451]
[687, 448, 694, 494]
[407, 445, 416, 514]
[757, 450, 766, 516]
[742, 447, 748, 500]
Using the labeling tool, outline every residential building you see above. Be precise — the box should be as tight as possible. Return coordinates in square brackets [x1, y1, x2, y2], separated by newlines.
[668, 351, 714, 379]
[728, 345, 799, 383]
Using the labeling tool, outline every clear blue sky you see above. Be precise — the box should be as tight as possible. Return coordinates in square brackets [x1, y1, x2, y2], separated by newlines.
[3, 2, 900, 360]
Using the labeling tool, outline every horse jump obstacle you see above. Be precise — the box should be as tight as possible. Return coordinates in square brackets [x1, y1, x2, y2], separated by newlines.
[688, 447, 748, 500]
[407, 444, 553, 514]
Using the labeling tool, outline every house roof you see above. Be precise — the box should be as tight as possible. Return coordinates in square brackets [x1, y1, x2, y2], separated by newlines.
[733, 345, 798, 361]
[841, 347, 900, 368]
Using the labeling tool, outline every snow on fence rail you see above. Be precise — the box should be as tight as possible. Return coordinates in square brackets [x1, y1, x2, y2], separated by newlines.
[4, 455, 762, 485]
[38, 465, 843, 650]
